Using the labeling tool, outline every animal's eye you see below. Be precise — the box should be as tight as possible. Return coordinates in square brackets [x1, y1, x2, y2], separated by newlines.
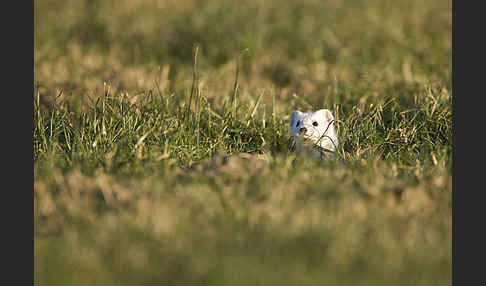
[296, 121, 300, 127]
[312, 121, 318, 127]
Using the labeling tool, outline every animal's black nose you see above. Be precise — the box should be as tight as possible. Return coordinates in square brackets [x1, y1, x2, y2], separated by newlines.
[299, 127, 307, 133]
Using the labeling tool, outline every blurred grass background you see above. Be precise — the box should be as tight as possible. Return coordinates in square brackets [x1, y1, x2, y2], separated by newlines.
[34, 0, 452, 285]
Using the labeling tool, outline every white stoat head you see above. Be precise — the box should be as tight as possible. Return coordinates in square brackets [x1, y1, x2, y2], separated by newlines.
[289, 109, 339, 153]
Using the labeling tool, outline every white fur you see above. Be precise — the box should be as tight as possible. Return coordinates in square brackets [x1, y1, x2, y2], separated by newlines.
[289, 109, 339, 161]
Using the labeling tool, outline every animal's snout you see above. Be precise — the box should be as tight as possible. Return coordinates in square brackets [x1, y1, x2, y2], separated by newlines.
[299, 127, 307, 134]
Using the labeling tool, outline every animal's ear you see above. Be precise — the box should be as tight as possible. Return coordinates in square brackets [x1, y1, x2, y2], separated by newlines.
[315, 109, 334, 123]
[290, 110, 303, 128]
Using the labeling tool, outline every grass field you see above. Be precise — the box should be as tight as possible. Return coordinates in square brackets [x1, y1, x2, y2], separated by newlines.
[34, 0, 452, 285]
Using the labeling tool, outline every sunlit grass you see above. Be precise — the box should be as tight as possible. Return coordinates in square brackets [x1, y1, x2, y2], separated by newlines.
[34, 0, 451, 285]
